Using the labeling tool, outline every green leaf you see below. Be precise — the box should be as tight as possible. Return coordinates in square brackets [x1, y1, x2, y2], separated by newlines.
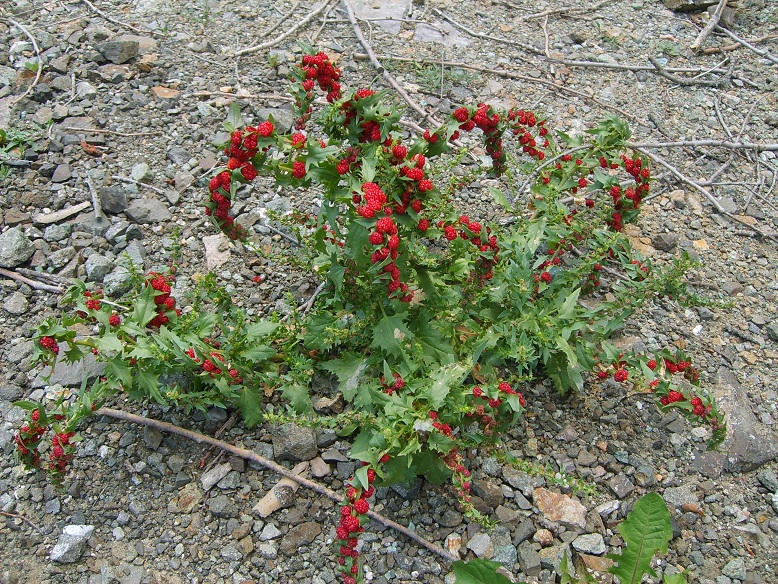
[452, 559, 512, 584]
[371, 314, 413, 358]
[236, 385, 264, 427]
[558, 288, 580, 320]
[320, 352, 370, 402]
[280, 382, 312, 414]
[12, 400, 44, 411]
[608, 493, 673, 584]
[245, 321, 280, 341]
[487, 186, 513, 212]
[239, 344, 276, 362]
[224, 102, 244, 132]
[664, 574, 688, 584]
[427, 362, 469, 409]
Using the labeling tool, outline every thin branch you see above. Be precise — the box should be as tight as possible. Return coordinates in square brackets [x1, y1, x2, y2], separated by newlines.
[6, 18, 42, 106]
[342, 0, 441, 127]
[229, 0, 336, 58]
[634, 147, 778, 241]
[111, 175, 170, 196]
[79, 0, 168, 37]
[714, 25, 778, 66]
[431, 8, 543, 55]
[627, 139, 778, 152]
[701, 33, 778, 55]
[690, 0, 727, 51]
[647, 56, 727, 87]
[264, 0, 301, 37]
[550, 58, 729, 75]
[95, 407, 459, 564]
[0, 267, 64, 293]
[0, 510, 44, 533]
[353, 53, 645, 125]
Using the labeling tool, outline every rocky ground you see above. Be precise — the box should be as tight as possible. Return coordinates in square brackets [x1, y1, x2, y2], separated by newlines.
[1, 0, 777, 582]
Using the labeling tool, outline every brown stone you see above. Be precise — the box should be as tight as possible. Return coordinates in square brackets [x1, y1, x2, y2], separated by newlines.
[532, 487, 587, 531]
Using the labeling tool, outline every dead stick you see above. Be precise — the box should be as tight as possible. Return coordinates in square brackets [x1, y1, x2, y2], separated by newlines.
[342, 0, 441, 127]
[7, 18, 42, 106]
[79, 0, 167, 37]
[714, 25, 778, 66]
[353, 53, 644, 125]
[197, 413, 239, 469]
[0, 267, 64, 293]
[647, 56, 726, 87]
[628, 139, 778, 152]
[432, 8, 543, 55]
[111, 175, 170, 196]
[230, 0, 336, 57]
[634, 148, 778, 241]
[701, 34, 778, 55]
[690, 0, 727, 51]
[0, 510, 44, 533]
[95, 407, 459, 564]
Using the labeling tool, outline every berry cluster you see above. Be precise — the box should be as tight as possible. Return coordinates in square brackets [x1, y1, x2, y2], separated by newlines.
[39, 335, 59, 355]
[507, 108, 548, 161]
[14, 408, 74, 479]
[466, 382, 527, 437]
[294, 52, 342, 129]
[336, 460, 384, 584]
[146, 272, 179, 328]
[440, 215, 500, 285]
[341, 89, 383, 143]
[662, 357, 699, 383]
[441, 450, 472, 504]
[207, 123, 276, 239]
[380, 372, 405, 395]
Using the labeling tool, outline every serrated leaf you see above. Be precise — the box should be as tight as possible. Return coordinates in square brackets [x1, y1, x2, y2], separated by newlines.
[371, 314, 413, 358]
[320, 352, 370, 401]
[427, 362, 469, 409]
[245, 321, 279, 341]
[239, 345, 276, 362]
[280, 382, 312, 414]
[608, 493, 672, 584]
[236, 385, 264, 427]
[558, 288, 580, 320]
[452, 558, 512, 584]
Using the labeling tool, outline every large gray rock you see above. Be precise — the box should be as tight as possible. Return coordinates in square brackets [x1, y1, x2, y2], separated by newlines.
[32, 351, 105, 388]
[125, 197, 172, 224]
[96, 39, 139, 64]
[714, 368, 778, 472]
[50, 524, 94, 563]
[85, 253, 114, 282]
[271, 423, 318, 462]
[0, 227, 35, 267]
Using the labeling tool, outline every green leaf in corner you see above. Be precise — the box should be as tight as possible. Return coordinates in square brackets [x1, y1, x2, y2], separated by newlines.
[452, 558, 512, 584]
[427, 362, 469, 410]
[664, 574, 688, 584]
[608, 492, 673, 584]
[319, 352, 370, 402]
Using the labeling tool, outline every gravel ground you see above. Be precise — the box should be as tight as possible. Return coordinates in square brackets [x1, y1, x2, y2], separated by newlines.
[1, 0, 777, 582]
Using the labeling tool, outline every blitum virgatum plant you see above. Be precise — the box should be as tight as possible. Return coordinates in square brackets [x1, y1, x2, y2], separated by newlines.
[15, 47, 725, 583]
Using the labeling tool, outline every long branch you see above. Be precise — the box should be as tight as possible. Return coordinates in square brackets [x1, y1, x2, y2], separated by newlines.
[95, 407, 460, 564]
[6, 17, 42, 106]
[229, 0, 336, 57]
[628, 139, 778, 152]
[341, 0, 441, 127]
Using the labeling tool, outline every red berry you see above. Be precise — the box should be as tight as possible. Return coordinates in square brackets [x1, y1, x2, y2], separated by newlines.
[109, 314, 121, 327]
[257, 121, 274, 137]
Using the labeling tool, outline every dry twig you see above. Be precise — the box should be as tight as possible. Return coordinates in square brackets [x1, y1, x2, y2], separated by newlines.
[230, 0, 337, 57]
[647, 56, 728, 87]
[0, 510, 44, 533]
[95, 407, 459, 564]
[701, 34, 778, 55]
[343, 1, 441, 127]
[431, 8, 544, 55]
[714, 25, 778, 66]
[0, 267, 64, 293]
[59, 127, 163, 137]
[79, 0, 167, 37]
[628, 139, 778, 152]
[6, 18, 42, 106]
[690, 0, 728, 51]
